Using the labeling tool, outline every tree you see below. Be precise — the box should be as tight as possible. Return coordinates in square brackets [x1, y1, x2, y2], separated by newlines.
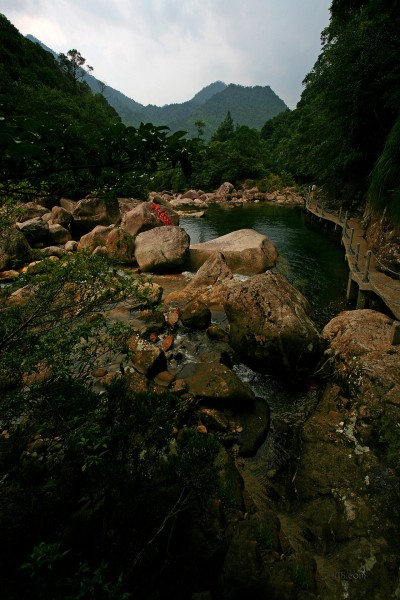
[194, 119, 205, 138]
[211, 111, 235, 142]
[58, 48, 93, 84]
[262, 0, 400, 200]
[368, 114, 400, 225]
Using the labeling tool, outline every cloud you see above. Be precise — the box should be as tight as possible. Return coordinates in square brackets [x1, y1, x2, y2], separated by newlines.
[0, 0, 331, 108]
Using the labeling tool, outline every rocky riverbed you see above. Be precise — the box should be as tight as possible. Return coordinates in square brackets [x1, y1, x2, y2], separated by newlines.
[1, 184, 400, 598]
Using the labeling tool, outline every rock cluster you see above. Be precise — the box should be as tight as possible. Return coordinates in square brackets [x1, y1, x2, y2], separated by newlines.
[3, 185, 400, 598]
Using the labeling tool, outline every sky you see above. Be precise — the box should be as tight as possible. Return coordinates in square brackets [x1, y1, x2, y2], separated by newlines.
[0, 0, 332, 109]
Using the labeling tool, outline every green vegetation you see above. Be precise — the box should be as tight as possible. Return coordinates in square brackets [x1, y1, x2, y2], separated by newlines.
[0, 13, 220, 598]
[262, 0, 400, 222]
[0, 14, 194, 202]
[1, 1, 400, 595]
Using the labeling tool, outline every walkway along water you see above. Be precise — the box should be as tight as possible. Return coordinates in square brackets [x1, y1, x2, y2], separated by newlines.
[305, 193, 400, 341]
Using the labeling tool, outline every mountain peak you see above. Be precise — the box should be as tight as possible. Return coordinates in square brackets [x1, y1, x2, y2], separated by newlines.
[24, 34, 287, 138]
[191, 81, 227, 104]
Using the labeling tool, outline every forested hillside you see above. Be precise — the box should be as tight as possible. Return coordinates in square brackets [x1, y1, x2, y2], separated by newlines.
[25, 35, 289, 140]
[261, 0, 400, 223]
[0, 14, 193, 201]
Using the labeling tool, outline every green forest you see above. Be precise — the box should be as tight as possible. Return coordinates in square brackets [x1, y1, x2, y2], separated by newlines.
[1, 0, 400, 597]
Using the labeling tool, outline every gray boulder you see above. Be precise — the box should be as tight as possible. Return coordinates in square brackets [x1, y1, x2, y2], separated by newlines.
[0, 228, 32, 270]
[18, 202, 50, 221]
[48, 206, 73, 229]
[48, 223, 72, 245]
[134, 226, 190, 273]
[72, 196, 120, 235]
[121, 201, 179, 236]
[105, 227, 135, 264]
[16, 217, 49, 245]
[177, 362, 255, 404]
[187, 229, 278, 275]
[224, 271, 323, 380]
[78, 225, 114, 251]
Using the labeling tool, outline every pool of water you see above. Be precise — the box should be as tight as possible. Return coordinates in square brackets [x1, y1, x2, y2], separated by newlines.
[181, 203, 350, 327]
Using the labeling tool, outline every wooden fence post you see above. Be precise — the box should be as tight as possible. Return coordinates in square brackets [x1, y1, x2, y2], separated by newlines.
[354, 243, 360, 271]
[362, 250, 372, 282]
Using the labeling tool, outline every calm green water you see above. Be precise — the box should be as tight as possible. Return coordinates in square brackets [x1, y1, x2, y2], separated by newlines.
[181, 203, 349, 327]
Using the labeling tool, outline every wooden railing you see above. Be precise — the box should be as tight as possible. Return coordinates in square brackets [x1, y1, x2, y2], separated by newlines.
[304, 193, 400, 334]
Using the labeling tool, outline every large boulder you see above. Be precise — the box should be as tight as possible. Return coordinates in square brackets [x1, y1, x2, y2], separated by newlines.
[59, 198, 77, 213]
[78, 225, 114, 252]
[224, 272, 323, 380]
[117, 197, 142, 214]
[180, 299, 212, 329]
[186, 229, 278, 275]
[18, 202, 50, 221]
[72, 196, 120, 235]
[215, 182, 235, 199]
[134, 226, 190, 273]
[47, 206, 73, 229]
[164, 251, 234, 306]
[48, 223, 72, 245]
[16, 217, 49, 245]
[176, 362, 255, 404]
[126, 334, 167, 377]
[322, 309, 400, 407]
[121, 202, 179, 236]
[105, 227, 135, 263]
[0, 228, 33, 270]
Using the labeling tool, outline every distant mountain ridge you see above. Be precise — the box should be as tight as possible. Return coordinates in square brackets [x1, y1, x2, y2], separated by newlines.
[26, 35, 288, 139]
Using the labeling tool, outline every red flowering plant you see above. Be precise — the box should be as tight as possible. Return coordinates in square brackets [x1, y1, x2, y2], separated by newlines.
[150, 202, 173, 225]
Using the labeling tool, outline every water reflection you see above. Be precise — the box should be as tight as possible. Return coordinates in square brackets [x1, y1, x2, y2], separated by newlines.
[182, 204, 349, 327]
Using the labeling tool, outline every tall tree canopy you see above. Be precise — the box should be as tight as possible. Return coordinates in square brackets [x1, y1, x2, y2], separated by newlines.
[262, 0, 400, 217]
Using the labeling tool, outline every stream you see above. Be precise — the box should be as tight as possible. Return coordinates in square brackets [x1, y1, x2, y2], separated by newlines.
[177, 203, 350, 424]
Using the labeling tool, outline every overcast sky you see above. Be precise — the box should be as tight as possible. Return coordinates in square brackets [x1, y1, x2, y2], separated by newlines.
[1, 0, 332, 109]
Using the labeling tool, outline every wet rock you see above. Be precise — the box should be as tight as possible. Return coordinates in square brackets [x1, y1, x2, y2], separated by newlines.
[237, 398, 270, 457]
[169, 378, 188, 395]
[180, 299, 212, 330]
[177, 362, 255, 404]
[207, 325, 230, 343]
[166, 306, 181, 330]
[135, 309, 165, 338]
[198, 408, 230, 431]
[126, 334, 167, 377]
[161, 334, 175, 352]
[224, 272, 323, 380]
[153, 370, 175, 387]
